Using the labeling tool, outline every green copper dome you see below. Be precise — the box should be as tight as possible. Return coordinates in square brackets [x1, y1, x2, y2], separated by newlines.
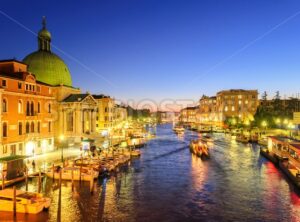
[22, 17, 72, 87]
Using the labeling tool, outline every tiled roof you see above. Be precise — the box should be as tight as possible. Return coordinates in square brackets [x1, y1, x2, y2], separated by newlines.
[62, 94, 89, 102]
[92, 94, 110, 99]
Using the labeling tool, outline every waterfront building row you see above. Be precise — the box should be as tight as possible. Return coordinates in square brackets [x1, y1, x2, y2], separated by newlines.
[180, 89, 259, 127]
[0, 18, 127, 157]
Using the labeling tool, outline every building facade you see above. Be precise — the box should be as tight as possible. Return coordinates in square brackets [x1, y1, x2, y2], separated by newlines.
[179, 106, 198, 124]
[0, 60, 55, 156]
[198, 89, 259, 127]
[0, 18, 120, 157]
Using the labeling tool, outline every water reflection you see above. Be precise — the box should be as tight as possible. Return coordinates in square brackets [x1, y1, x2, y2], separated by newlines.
[1, 124, 300, 221]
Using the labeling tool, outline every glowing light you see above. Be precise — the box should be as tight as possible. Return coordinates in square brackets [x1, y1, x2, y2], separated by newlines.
[59, 135, 64, 141]
[261, 120, 267, 127]
[25, 141, 35, 156]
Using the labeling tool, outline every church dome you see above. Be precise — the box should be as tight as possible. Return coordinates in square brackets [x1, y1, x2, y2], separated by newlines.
[22, 17, 72, 87]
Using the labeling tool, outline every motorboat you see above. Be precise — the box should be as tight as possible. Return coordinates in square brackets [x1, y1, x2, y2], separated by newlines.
[173, 125, 185, 134]
[189, 139, 210, 158]
[0, 189, 50, 214]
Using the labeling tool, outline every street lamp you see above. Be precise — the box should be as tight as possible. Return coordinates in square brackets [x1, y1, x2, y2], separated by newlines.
[60, 135, 64, 163]
[261, 120, 267, 134]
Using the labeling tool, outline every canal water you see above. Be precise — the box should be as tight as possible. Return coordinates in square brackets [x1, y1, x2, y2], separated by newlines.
[1, 124, 300, 222]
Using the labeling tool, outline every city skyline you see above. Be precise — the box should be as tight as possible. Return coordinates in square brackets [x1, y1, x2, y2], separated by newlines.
[1, 0, 300, 106]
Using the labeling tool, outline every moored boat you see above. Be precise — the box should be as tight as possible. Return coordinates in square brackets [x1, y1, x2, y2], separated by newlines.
[236, 134, 249, 143]
[46, 166, 99, 181]
[0, 189, 50, 214]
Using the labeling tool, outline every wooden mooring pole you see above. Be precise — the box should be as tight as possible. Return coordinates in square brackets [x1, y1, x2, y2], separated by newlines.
[38, 169, 42, 193]
[57, 169, 62, 222]
[13, 185, 16, 217]
[25, 167, 28, 191]
[2, 170, 5, 190]
[71, 166, 74, 191]
[90, 168, 94, 194]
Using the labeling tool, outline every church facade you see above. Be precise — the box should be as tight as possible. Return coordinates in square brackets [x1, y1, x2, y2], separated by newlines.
[0, 18, 126, 157]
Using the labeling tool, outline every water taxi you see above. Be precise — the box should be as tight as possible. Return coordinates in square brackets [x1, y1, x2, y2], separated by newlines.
[46, 166, 99, 181]
[189, 139, 210, 158]
[0, 189, 50, 214]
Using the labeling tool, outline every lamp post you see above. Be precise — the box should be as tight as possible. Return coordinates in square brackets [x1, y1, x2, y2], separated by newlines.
[60, 135, 64, 163]
[261, 120, 267, 134]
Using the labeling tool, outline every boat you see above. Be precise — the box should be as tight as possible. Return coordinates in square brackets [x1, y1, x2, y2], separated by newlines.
[236, 134, 249, 143]
[0, 189, 50, 214]
[189, 139, 210, 158]
[130, 150, 141, 157]
[258, 137, 268, 147]
[249, 134, 259, 143]
[173, 125, 185, 134]
[46, 166, 99, 181]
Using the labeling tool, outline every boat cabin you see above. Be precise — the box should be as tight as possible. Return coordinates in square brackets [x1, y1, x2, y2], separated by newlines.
[268, 137, 300, 168]
[0, 155, 26, 180]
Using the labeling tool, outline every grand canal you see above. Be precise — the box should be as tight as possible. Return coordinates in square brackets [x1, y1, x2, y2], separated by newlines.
[1, 124, 300, 221]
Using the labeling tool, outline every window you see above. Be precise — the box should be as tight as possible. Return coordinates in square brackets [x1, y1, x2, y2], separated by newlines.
[37, 122, 40, 133]
[2, 99, 7, 112]
[48, 121, 51, 132]
[48, 139, 52, 145]
[18, 122, 22, 135]
[31, 122, 34, 133]
[26, 122, 30, 134]
[37, 102, 41, 113]
[18, 100, 22, 113]
[48, 103, 51, 113]
[225, 106, 228, 112]
[3, 145, 7, 154]
[18, 143, 23, 152]
[18, 82, 22, 89]
[3, 122, 7, 137]
[232, 106, 235, 111]
[2, 79, 6, 87]
[26, 101, 30, 116]
[30, 102, 34, 116]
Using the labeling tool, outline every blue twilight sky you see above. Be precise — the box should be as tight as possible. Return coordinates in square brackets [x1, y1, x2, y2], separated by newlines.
[1, 0, 300, 109]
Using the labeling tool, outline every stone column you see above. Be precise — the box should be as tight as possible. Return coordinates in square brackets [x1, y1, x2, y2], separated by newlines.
[76, 108, 82, 136]
[89, 110, 92, 133]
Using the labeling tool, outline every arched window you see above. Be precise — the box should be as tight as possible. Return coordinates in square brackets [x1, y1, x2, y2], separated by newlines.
[2, 99, 7, 113]
[3, 122, 7, 137]
[18, 100, 23, 113]
[26, 122, 30, 134]
[48, 103, 51, 113]
[26, 102, 30, 116]
[18, 122, 22, 135]
[30, 102, 34, 116]
[37, 122, 40, 133]
[31, 122, 34, 133]
[37, 102, 41, 113]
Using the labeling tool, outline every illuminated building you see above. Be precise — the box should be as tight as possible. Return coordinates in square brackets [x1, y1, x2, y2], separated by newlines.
[198, 89, 259, 127]
[0, 18, 118, 157]
[93, 95, 115, 132]
[114, 104, 128, 125]
[179, 106, 198, 124]
[0, 60, 55, 156]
